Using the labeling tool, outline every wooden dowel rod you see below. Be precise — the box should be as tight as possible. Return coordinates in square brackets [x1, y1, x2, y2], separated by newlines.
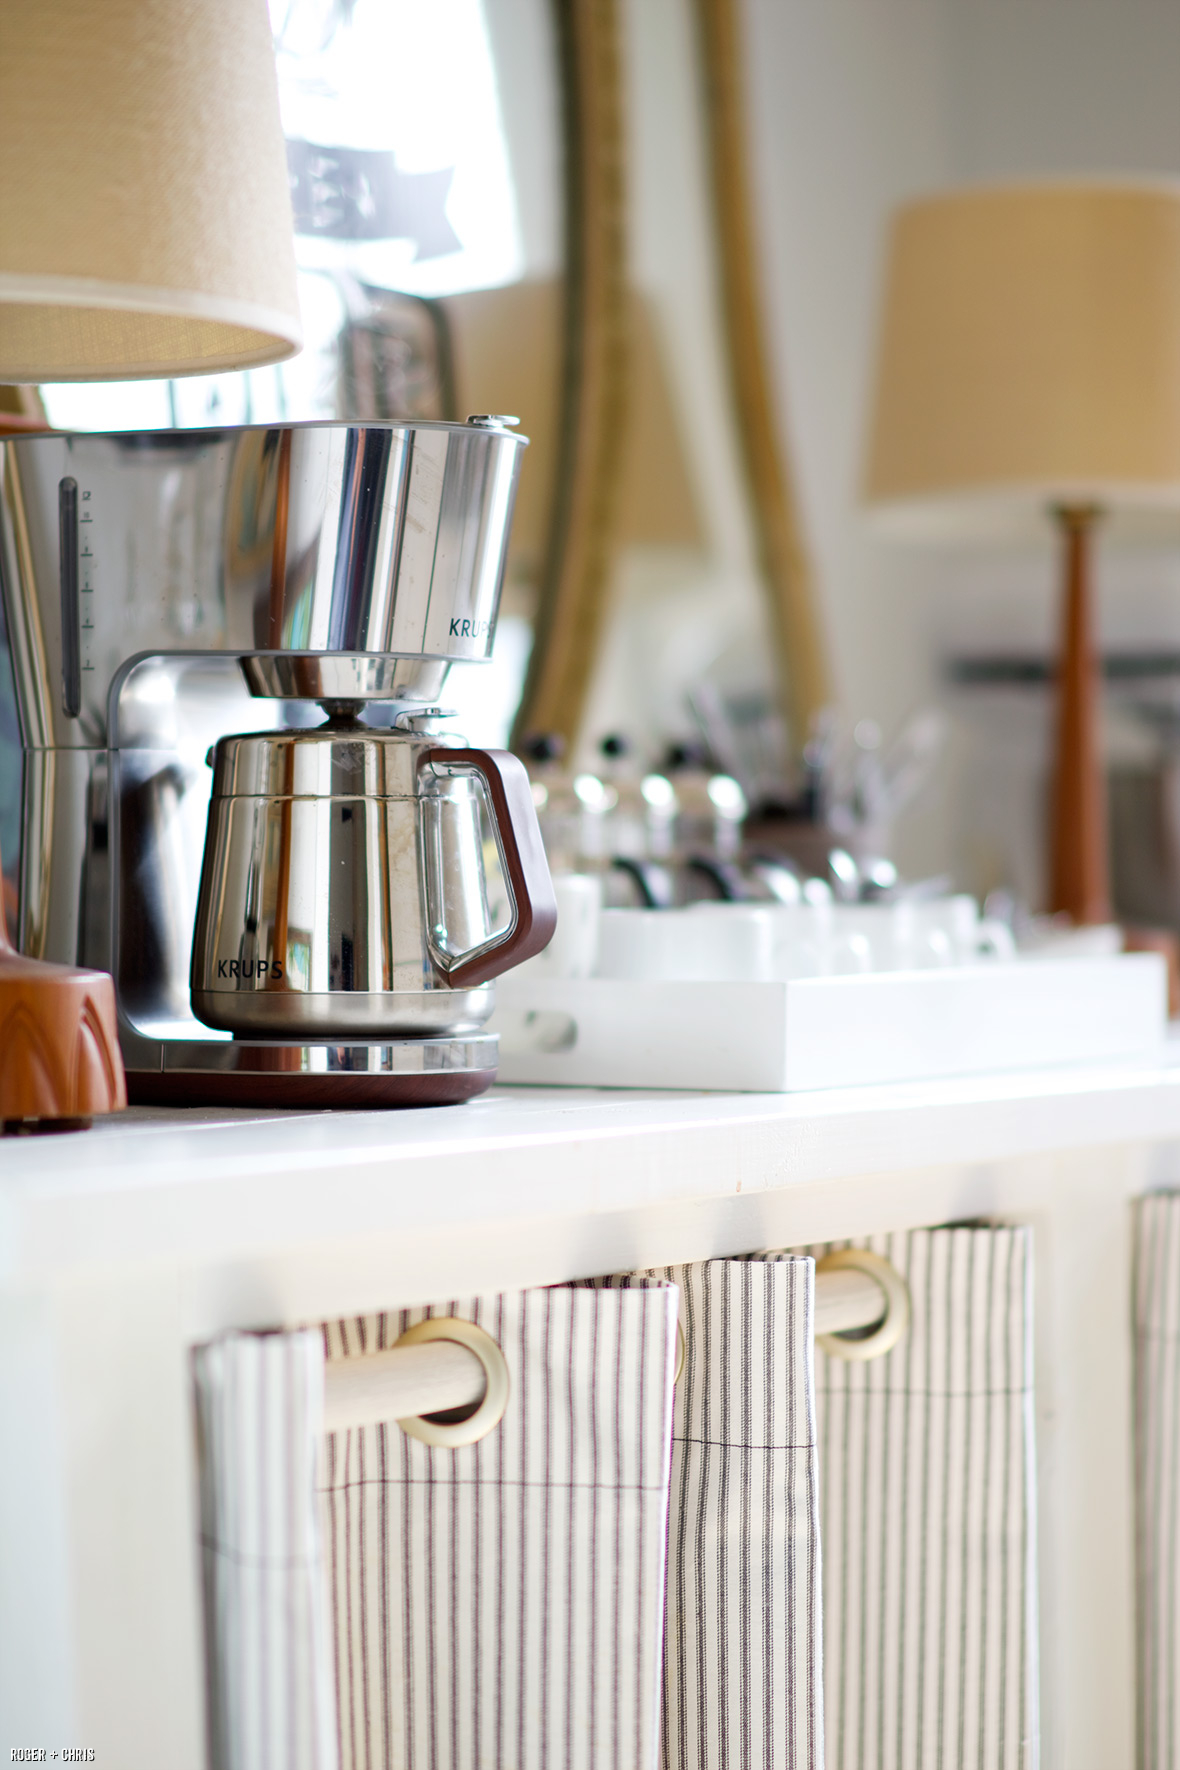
[813, 1265, 888, 1336]
[321, 1266, 890, 1434]
[323, 1339, 486, 1433]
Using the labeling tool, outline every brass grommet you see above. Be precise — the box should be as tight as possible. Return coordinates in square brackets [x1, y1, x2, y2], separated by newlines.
[395, 1317, 510, 1448]
[674, 1319, 685, 1384]
[815, 1248, 910, 1363]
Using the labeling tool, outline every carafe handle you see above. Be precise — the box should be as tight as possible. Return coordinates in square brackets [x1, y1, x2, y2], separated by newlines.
[424, 747, 557, 987]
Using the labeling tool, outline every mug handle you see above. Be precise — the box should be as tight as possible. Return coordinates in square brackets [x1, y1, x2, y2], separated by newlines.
[423, 747, 558, 988]
[975, 918, 1016, 962]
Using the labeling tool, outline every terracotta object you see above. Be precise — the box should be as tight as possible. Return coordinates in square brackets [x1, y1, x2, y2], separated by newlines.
[0, 844, 127, 1132]
[0, 412, 51, 432]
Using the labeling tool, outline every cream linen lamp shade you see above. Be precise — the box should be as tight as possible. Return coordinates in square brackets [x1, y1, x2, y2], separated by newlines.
[0, 0, 302, 381]
[863, 181, 1180, 932]
[864, 182, 1180, 531]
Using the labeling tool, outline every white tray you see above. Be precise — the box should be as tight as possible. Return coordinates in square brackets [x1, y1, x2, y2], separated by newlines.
[490, 954, 1168, 1092]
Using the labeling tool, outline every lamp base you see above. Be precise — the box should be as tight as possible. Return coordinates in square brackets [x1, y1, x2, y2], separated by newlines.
[1048, 505, 1111, 924]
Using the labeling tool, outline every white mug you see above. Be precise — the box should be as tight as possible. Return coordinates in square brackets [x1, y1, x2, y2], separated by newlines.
[907, 896, 1015, 966]
[568, 892, 1014, 984]
[686, 901, 874, 978]
[596, 905, 775, 982]
[515, 872, 602, 979]
[824, 897, 1015, 971]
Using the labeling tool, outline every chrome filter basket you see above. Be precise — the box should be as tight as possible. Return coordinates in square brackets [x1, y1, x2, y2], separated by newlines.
[0, 414, 526, 742]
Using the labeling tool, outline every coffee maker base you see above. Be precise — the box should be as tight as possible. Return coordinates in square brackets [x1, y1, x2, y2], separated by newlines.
[124, 1033, 499, 1110]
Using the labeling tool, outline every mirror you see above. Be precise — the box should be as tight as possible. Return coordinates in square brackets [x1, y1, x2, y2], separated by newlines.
[557, 0, 825, 792]
[22, 0, 819, 796]
[32, 0, 566, 744]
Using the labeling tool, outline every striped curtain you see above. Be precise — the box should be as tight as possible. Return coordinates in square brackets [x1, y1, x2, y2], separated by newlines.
[1133, 1192, 1180, 1770]
[193, 1329, 339, 1770]
[595, 1256, 824, 1770]
[321, 1282, 679, 1770]
[799, 1227, 1038, 1770]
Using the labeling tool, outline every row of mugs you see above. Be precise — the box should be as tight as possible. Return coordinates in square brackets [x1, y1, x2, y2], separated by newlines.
[524, 876, 1016, 983]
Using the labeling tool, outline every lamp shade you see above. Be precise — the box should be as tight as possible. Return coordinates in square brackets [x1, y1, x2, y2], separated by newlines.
[863, 183, 1180, 533]
[0, 0, 302, 381]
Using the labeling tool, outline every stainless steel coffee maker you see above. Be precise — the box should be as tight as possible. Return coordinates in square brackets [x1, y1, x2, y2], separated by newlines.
[0, 416, 556, 1105]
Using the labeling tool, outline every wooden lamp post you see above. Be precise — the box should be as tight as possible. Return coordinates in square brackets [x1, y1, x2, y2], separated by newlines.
[863, 182, 1180, 924]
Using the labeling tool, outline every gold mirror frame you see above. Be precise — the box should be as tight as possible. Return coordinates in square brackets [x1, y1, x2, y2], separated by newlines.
[513, 0, 629, 750]
[515, 0, 830, 757]
[691, 0, 831, 741]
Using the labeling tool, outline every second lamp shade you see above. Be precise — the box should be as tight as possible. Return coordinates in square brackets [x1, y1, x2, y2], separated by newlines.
[863, 182, 1180, 529]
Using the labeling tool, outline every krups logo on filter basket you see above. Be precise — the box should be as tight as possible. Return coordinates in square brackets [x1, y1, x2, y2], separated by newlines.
[217, 958, 285, 981]
[448, 617, 491, 639]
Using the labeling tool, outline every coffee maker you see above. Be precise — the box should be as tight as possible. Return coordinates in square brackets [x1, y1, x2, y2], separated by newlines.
[0, 417, 555, 1105]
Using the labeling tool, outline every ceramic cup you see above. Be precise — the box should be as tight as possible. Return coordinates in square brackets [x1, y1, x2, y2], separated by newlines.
[686, 901, 876, 977]
[514, 872, 603, 979]
[904, 896, 1015, 966]
[688, 900, 868, 978]
[824, 902, 940, 970]
[823, 897, 1015, 971]
[596, 905, 776, 982]
[587, 894, 1013, 984]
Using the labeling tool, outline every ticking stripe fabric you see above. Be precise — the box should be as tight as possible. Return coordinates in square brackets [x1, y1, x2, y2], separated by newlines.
[193, 1329, 339, 1770]
[793, 1227, 1038, 1770]
[595, 1257, 823, 1770]
[1133, 1192, 1180, 1770]
[320, 1283, 679, 1770]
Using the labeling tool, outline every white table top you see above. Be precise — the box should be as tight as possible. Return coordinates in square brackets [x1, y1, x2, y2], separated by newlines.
[6, 1056, 1180, 1296]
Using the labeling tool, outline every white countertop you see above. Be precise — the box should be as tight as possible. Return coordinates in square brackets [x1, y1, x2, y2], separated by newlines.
[6, 1056, 1180, 1309]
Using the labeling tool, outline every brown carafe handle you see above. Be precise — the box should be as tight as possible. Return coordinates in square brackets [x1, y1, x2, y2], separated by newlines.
[424, 747, 557, 989]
